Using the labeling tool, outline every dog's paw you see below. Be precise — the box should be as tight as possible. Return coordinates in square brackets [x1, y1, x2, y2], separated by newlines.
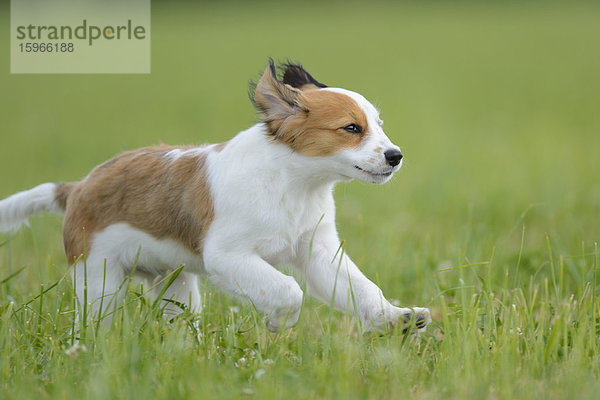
[397, 307, 431, 333]
[362, 306, 432, 333]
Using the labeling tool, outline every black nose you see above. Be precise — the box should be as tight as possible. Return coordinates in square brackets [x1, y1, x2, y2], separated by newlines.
[384, 149, 403, 167]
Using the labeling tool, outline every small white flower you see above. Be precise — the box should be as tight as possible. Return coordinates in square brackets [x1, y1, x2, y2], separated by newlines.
[254, 368, 266, 380]
[65, 343, 87, 357]
[235, 356, 248, 368]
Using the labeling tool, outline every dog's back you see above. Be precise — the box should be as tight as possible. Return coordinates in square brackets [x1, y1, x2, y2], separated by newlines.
[61, 146, 214, 264]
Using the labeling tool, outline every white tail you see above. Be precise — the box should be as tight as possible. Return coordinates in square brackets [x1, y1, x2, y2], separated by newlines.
[0, 183, 63, 233]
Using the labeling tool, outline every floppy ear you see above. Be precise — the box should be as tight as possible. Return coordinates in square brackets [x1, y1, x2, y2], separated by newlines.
[282, 62, 327, 90]
[253, 59, 304, 135]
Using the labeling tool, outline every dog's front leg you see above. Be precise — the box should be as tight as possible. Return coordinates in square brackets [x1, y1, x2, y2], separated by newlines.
[204, 243, 303, 332]
[295, 224, 431, 332]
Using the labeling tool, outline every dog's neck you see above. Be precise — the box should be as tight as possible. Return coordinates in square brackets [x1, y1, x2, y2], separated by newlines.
[234, 123, 343, 192]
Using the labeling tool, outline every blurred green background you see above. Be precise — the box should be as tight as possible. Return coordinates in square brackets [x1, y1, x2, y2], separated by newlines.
[1, 1, 600, 399]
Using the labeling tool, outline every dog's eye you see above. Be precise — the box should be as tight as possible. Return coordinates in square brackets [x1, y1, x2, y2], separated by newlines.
[343, 124, 363, 134]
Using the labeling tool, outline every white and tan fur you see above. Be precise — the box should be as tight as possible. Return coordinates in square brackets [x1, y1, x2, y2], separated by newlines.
[0, 61, 431, 332]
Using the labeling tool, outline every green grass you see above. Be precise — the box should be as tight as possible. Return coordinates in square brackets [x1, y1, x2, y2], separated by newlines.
[1, 1, 600, 399]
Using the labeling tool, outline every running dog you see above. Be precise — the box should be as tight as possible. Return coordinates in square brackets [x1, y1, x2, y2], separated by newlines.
[0, 60, 431, 333]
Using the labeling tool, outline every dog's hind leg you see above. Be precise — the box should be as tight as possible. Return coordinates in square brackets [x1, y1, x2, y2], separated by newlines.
[70, 255, 127, 328]
[135, 270, 202, 319]
[131, 269, 203, 341]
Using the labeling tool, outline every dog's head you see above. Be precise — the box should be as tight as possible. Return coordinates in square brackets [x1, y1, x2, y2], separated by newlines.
[251, 59, 403, 184]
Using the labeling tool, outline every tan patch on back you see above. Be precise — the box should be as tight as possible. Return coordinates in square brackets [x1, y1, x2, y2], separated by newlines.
[274, 90, 369, 157]
[62, 146, 214, 264]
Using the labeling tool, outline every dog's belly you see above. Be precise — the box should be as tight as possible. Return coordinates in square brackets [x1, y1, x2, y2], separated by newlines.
[91, 223, 204, 275]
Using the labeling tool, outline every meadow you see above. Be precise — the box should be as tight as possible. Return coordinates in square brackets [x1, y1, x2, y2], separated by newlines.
[1, 1, 600, 399]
